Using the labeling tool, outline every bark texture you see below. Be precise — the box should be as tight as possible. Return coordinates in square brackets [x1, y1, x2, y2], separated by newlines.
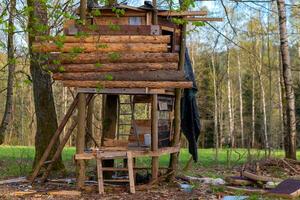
[277, 0, 297, 159]
[0, 0, 16, 144]
[28, 0, 64, 170]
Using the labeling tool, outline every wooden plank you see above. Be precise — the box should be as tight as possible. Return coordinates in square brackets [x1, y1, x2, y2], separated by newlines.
[48, 63, 178, 73]
[76, 88, 169, 95]
[49, 52, 179, 64]
[242, 171, 283, 183]
[96, 152, 104, 194]
[48, 190, 81, 196]
[158, 11, 207, 16]
[53, 70, 186, 82]
[186, 17, 223, 22]
[32, 43, 167, 53]
[65, 25, 161, 36]
[62, 80, 193, 89]
[74, 146, 180, 160]
[127, 151, 135, 194]
[76, 93, 86, 189]
[36, 35, 170, 44]
[151, 94, 159, 182]
[103, 179, 129, 182]
[29, 94, 79, 183]
[102, 167, 128, 171]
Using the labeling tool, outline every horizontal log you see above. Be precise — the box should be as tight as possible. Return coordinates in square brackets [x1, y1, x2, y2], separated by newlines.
[49, 53, 179, 64]
[32, 43, 167, 53]
[186, 17, 223, 22]
[158, 11, 208, 16]
[48, 63, 178, 72]
[35, 35, 170, 44]
[62, 80, 193, 88]
[53, 70, 186, 81]
[65, 25, 161, 36]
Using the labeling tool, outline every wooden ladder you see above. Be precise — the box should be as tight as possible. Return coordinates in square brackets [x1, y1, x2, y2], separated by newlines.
[96, 151, 135, 194]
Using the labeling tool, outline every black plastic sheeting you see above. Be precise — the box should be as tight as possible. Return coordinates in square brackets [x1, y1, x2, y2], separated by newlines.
[181, 49, 201, 162]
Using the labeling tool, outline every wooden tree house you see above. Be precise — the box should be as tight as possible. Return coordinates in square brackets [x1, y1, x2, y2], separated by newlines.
[29, 2, 221, 194]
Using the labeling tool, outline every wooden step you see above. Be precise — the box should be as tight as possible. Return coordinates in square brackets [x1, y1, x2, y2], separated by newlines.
[104, 179, 129, 182]
[102, 167, 128, 171]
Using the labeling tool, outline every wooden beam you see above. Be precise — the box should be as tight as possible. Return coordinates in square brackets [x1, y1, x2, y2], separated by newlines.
[62, 80, 193, 89]
[74, 146, 180, 160]
[49, 52, 179, 64]
[53, 70, 186, 81]
[186, 17, 223, 22]
[76, 93, 86, 189]
[168, 7, 187, 180]
[35, 35, 170, 44]
[151, 94, 159, 181]
[158, 11, 208, 16]
[32, 43, 168, 53]
[48, 63, 178, 73]
[65, 25, 161, 36]
[29, 94, 79, 183]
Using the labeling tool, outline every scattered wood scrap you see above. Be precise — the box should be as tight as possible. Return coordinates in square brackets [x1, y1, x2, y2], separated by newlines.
[13, 190, 37, 196]
[47, 190, 81, 196]
[0, 177, 27, 185]
[225, 176, 254, 186]
[267, 179, 300, 199]
[226, 186, 267, 194]
[241, 171, 282, 183]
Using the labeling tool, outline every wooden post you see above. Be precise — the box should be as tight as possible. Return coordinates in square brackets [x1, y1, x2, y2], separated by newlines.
[151, 94, 159, 181]
[79, 0, 87, 24]
[86, 97, 94, 148]
[76, 93, 86, 189]
[168, 20, 187, 180]
[152, 0, 158, 25]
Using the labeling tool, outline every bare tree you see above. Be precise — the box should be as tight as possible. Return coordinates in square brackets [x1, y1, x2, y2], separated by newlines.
[0, 0, 16, 144]
[277, 0, 297, 159]
[237, 53, 244, 148]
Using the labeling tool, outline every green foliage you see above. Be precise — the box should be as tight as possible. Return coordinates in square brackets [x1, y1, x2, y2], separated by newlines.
[171, 17, 188, 25]
[192, 21, 206, 27]
[54, 35, 66, 49]
[57, 66, 65, 72]
[108, 22, 121, 31]
[96, 83, 104, 92]
[75, 31, 88, 39]
[111, 7, 125, 17]
[97, 44, 108, 49]
[91, 9, 101, 17]
[88, 24, 98, 31]
[105, 74, 114, 81]
[95, 62, 102, 68]
[70, 47, 84, 54]
[109, 52, 121, 61]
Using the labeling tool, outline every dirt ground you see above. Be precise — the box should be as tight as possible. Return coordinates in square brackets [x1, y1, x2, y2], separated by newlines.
[0, 182, 219, 200]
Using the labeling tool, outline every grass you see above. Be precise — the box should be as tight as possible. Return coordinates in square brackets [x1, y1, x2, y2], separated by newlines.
[0, 146, 299, 179]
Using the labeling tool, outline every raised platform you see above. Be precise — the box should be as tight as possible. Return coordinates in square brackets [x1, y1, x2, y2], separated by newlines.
[75, 146, 180, 160]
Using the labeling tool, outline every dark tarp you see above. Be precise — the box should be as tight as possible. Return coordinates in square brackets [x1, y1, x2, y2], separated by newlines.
[181, 49, 201, 162]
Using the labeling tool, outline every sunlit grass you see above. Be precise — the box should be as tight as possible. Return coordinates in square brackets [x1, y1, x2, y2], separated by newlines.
[0, 146, 299, 179]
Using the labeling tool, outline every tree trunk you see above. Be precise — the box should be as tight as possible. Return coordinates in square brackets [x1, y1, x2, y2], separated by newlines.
[0, 0, 16, 144]
[227, 50, 234, 147]
[258, 40, 269, 150]
[252, 70, 255, 148]
[28, 0, 64, 170]
[211, 53, 219, 159]
[277, 0, 297, 160]
[237, 54, 244, 148]
[101, 95, 118, 178]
